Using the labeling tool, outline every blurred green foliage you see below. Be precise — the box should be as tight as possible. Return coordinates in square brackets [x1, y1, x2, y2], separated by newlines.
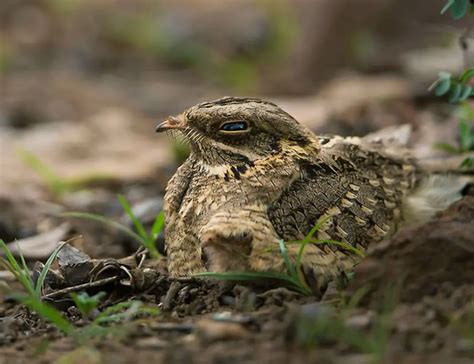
[432, 1, 473, 103]
[18, 149, 116, 198]
[441, 0, 473, 19]
[430, 70, 474, 103]
[47, 0, 297, 91]
[0, 39, 13, 73]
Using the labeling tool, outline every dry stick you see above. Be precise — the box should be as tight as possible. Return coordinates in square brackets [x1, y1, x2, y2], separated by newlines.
[149, 322, 194, 333]
[162, 282, 181, 311]
[42, 276, 120, 300]
[42, 275, 196, 300]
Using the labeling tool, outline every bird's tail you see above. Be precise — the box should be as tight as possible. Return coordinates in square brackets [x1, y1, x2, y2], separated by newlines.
[361, 123, 473, 223]
[402, 172, 473, 224]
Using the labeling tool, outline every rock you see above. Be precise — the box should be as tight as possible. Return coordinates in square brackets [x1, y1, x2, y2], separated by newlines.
[345, 311, 375, 330]
[194, 318, 249, 342]
[57, 243, 93, 286]
[284, 302, 335, 346]
[348, 196, 474, 303]
[135, 336, 168, 350]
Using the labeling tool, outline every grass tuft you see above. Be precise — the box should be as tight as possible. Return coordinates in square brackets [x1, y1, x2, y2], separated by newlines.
[1, 239, 159, 342]
[1, 239, 74, 335]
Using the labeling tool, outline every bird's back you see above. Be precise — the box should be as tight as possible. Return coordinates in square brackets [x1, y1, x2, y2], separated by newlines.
[268, 134, 419, 251]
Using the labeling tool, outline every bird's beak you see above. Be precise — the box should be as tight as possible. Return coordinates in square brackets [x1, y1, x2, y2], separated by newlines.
[155, 114, 185, 133]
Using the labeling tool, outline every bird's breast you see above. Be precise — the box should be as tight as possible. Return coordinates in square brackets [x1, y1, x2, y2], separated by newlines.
[175, 158, 301, 227]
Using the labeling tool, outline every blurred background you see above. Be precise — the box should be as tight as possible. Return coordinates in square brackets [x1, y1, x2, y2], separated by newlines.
[0, 0, 472, 256]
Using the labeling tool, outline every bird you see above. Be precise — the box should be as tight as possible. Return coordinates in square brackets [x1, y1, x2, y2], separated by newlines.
[155, 96, 470, 293]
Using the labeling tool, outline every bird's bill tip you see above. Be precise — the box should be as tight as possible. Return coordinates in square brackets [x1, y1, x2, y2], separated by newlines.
[155, 115, 184, 133]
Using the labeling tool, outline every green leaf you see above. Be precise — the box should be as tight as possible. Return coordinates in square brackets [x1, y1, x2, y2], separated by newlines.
[449, 83, 462, 103]
[450, 0, 470, 19]
[459, 68, 474, 83]
[460, 157, 474, 168]
[459, 85, 473, 102]
[433, 77, 451, 97]
[118, 195, 148, 241]
[441, 0, 455, 14]
[71, 292, 106, 318]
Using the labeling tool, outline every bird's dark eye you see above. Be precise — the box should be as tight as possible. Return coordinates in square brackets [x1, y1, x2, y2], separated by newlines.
[220, 121, 249, 132]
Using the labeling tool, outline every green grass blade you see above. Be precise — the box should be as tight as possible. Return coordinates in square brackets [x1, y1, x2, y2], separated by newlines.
[22, 297, 74, 335]
[311, 239, 365, 258]
[196, 271, 312, 295]
[144, 211, 164, 259]
[196, 270, 296, 284]
[144, 241, 160, 259]
[150, 211, 165, 240]
[295, 216, 331, 272]
[0, 240, 35, 296]
[61, 212, 146, 246]
[296, 243, 307, 272]
[278, 240, 312, 295]
[434, 142, 461, 154]
[1, 240, 22, 274]
[303, 216, 331, 244]
[17, 149, 67, 196]
[0, 257, 33, 295]
[118, 195, 148, 241]
[278, 239, 297, 279]
[93, 300, 158, 324]
[17, 242, 36, 296]
[35, 242, 67, 299]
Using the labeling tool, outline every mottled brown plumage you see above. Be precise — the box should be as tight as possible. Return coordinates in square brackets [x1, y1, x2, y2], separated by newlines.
[155, 97, 433, 292]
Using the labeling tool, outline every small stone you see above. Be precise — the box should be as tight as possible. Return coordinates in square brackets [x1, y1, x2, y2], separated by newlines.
[195, 319, 249, 342]
[345, 311, 375, 330]
[135, 336, 168, 350]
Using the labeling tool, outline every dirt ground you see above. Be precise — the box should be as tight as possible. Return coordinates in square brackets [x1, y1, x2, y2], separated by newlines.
[1, 1, 474, 363]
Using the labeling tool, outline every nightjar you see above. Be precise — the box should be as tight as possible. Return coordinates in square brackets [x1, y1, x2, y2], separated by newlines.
[156, 97, 469, 293]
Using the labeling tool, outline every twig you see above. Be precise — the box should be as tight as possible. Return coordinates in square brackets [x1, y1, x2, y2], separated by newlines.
[150, 322, 194, 333]
[42, 276, 120, 300]
[162, 282, 181, 311]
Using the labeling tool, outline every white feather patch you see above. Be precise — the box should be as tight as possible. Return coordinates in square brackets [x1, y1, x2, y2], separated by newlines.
[402, 174, 472, 224]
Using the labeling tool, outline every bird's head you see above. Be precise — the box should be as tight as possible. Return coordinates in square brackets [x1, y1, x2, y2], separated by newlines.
[156, 97, 317, 165]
